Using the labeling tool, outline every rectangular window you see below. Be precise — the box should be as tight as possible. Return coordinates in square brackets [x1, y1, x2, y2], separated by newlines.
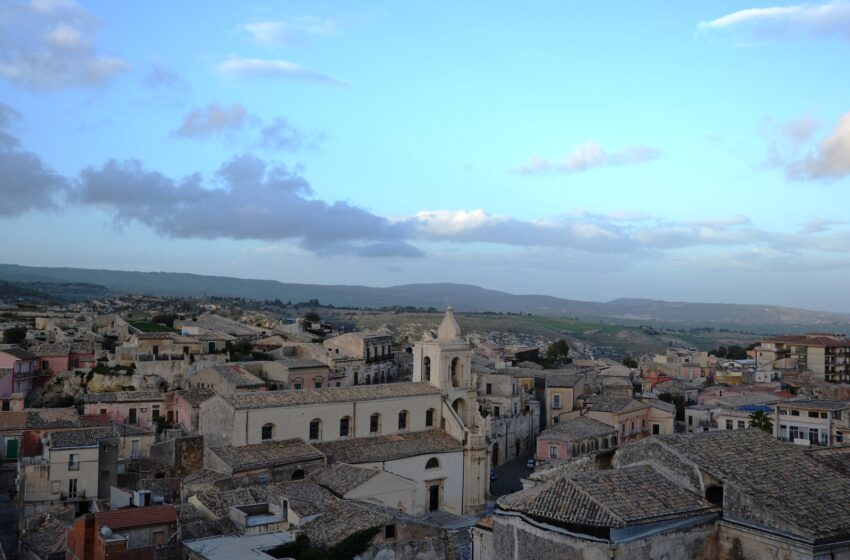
[68, 478, 78, 498]
[385, 524, 396, 539]
[309, 421, 320, 440]
[549, 445, 558, 458]
[398, 411, 407, 430]
[426, 409, 434, 427]
[294, 383, 302, 390]
[128, 408, 137, 424]
[809, 411, 819, 418]
[100, 408, 107, 415]
[791, 410, 800, 416]
[68, 453, 79, 471]
[314, 380, 322, 388]
[820, 412, 828, 419]
[652, 424, 660, 435]
[153, 531, 165, 545]
[494, 406, 500, 417]
[726, 419, 733, 430]
[152, 405, 160, 420]
[737, 421, 745, 430]
[552, 394, 561, 409]
[835, 411, 842, 420]
[553, 416, 559, 424]
[486, 384, 492, 395]
[370, 415, 380, 433]
[340, 417, 350, 437]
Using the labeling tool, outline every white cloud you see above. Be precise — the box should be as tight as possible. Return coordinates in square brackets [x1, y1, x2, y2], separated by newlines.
[171, 103, 252, 139]
[216, 58, 347, 86]
[241, 18, 336, 46]
[699, 1, 850, 41]
[772, 111, 850, 180]
[512, 141, 662, 175]
[0, 0, 129, 90]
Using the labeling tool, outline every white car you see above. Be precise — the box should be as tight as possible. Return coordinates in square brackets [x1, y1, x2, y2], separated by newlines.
[526, 458, 535, 470]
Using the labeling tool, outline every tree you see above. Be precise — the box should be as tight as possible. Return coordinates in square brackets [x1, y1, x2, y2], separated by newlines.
[3, 326, 27, 344]
[303, 311, 321, 323]
[622, 356, 638, 368]
[749, 410, 773, 433]
[540, 339, 571, 367]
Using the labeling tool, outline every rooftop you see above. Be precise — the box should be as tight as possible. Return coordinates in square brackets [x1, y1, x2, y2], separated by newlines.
[176, 387, 217, 406]
[309, 463, 382, 496]
[95, 504, 177, 531]
[184, 531, 293, 559]
[538, 416, 617, 442]
[0, 347, 35, 360]
[642, 429, 850, 542]
[82, 390, 165, 403]
[196, 364, 265, 387]
[808, 447, 850, 478]
[222, 382, 440, 409]
[20, 519, 68, 558]
[498, 465, 717, 530]
[48, 426, 119, 449]
[584, 395, 647, 414]
[208, 439, 325, 472]
[314, 430, 462, 464]
[761, 334, 850, 348]
[778, 400, 850, 411]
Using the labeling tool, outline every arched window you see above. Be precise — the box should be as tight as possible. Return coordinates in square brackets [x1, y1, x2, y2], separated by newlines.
[309, 419, 322, 441]
[424, 357, 431, 381]
[340, 416, 351, 438]
[370, 413, 381, 434]
[261, 423, 275, 441]
[705, 485, 723, 507]
[426, 408, 435, 427]
[291, 469, 305, 480]
[398, 410, 408, 431]
[292, 378, 304, 390]
[425, 457, 440, 469]
[451, 357, 460, 387]
[314, 377, 324, 389]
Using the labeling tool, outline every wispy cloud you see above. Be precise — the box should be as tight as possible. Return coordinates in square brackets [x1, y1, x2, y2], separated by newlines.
[216, 58, 347, 86]
[171, 103, 252, 139]
[143, 64, 185, 88]
[698, 1, 850, 41]
[512, 141, 662, 175]
[0, 0, 129, 90]
[241, 18, 337, 46]
[767, 111, 850, 180]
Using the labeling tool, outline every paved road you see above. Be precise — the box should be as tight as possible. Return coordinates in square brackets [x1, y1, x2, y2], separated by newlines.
[490, 451, 534, 497]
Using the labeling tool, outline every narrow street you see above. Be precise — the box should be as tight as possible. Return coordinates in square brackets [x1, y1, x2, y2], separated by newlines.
[489, 451, 534, 497]
[0, 492, 17, 558]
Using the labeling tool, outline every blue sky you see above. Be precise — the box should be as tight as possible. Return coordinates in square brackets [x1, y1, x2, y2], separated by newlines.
[1, 1, 850, 311]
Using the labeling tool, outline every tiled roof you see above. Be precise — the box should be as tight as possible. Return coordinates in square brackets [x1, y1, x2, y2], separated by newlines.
[279, 357, 329, 369]
[302, 501, 392, 547]
[208, 439, 325, 472]
[223, 382, 440, 409]
[48, 426, 118, 449]
[310, 464, 382, 496]
[314, 430, 462, 464]
[498, 465, 717, 529]
[762, 335, 850, 348]
[538, 416, 617, 442]
[0, 411, 26, 431]
[175, 387, 217, 406]
[808, 447, 850, 477]
[194, 365, 265, 388]
[26, 408, 82, 429]
[29, 342, 70, 356]
[95, 504, 177, 531]
[649, 399, 676, 414]
[585, 395, 647, 413]
[545, 373, 586, 387]
[779, 400, 850, 411]
[646, 429, 850, 542]
[0, 347, 35, 360]
[82, 390, 165, 403]
[20, 519, 68, 558]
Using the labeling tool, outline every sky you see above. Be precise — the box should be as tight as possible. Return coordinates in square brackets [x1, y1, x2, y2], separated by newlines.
[1, 1, 850, 311]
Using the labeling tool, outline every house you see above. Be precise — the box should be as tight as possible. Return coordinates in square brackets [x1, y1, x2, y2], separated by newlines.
[29, 342, 96, 375]
[0, 347, 44, 401]
[543, 373, 588, 426]
[573, 395, 652, 442]
[774, 400, 850, 447]
[67, 504, 179, 560]
[323, 331, 398, 384]
[535, 416, 618, 463]
[755, 333, 850, 383]
[82, 391, 166, 429]
[187, 364, 266, 394]
[309, 463, 418, 513]
[170, 388, 216, 435]
[18, 426, 120, 518]
[475, 370, 540, 468]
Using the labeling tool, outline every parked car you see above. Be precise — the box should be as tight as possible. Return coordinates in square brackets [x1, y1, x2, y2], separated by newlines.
[490, 470, 498, 481]
[526, 458, 535, 470]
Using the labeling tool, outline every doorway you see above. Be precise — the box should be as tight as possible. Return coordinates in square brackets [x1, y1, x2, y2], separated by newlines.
[428, 484, 440, 511]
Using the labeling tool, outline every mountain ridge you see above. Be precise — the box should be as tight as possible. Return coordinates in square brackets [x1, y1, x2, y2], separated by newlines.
[0, 263, 847, 329]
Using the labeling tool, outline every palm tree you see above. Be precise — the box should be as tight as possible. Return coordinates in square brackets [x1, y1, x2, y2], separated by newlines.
[749, 410, 773, 433]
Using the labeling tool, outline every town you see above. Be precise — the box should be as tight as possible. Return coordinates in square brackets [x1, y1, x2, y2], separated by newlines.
[0, 293, 848, 560]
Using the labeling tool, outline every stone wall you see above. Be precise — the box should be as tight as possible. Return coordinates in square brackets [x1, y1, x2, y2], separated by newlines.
[149, 435, 203, 477]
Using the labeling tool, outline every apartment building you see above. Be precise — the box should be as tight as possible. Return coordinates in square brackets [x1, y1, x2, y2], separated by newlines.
[755, 334, 850, 383]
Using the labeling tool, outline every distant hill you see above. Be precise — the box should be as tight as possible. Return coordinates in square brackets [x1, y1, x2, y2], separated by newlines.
[0, 263, 848, 331]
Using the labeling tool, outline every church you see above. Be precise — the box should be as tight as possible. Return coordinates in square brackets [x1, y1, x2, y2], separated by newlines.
[199, 306, 491, 515]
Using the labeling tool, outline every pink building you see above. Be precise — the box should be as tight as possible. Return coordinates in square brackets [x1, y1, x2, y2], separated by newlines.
[0, 348, 43, 402]
[171, 388, 216, 435]
[535, 416, 618, 463]
[82, 390, 165, 429]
